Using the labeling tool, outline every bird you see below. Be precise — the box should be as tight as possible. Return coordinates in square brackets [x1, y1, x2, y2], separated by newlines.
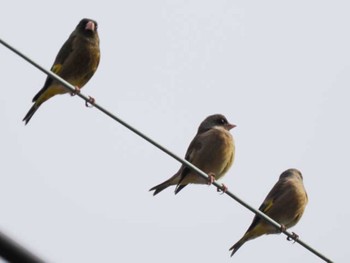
[149, 114, 236, 195]
[229, 168, 308, 257]
[23, 18, 100, 125]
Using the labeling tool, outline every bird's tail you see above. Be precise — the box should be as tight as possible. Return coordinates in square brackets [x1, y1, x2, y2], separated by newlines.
[23, 102, 41, 125]
[229, 225, 264, 257]
[150, 172, 183, 196]
[229, 236, 247, 257]
[174, 184, 187, 194]
[149, 179, 173, 196]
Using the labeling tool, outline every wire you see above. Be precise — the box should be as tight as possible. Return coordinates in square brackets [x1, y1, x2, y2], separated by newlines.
[0, 38, 334, 263]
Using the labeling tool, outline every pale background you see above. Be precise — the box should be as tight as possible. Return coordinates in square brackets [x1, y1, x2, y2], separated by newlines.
[0, 1, 347, 262]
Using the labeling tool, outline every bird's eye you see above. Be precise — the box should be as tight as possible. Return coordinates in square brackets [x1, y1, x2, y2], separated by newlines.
[219, 118, 226, 124]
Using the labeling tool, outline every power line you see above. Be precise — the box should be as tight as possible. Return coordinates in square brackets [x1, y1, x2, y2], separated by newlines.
[0, 38, 333, 263]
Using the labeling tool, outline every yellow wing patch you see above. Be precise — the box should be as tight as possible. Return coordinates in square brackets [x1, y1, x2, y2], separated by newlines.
[51, 64, 62, 74]
[262, 199, 274, 213]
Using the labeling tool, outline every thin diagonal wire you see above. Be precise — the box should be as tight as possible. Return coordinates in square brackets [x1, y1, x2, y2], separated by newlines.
[0, 38, 333, 263]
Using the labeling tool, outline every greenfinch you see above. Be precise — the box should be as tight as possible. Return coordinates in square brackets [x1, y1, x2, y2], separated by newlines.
[150, 114, 236, 195]
[23, 18, 100, 124]
[229, 168, 308, 256]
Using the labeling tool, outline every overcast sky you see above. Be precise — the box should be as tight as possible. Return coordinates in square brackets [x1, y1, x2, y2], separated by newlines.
[0, 1, 347, 262]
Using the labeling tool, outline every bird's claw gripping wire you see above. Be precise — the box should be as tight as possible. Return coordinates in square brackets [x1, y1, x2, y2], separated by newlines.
[207, 173, 215, 185]
[85, 96, 95, 108]
[70, 86, 81, 96]
[287, 232, 299, 243]
[280, 224, 287, 233]
[217, 183, 228, 194]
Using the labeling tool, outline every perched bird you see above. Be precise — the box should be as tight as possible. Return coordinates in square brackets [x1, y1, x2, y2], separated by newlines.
[150, 114, 236, 195]
[23, 18, 100, 124]
[229, 168, 308, 257]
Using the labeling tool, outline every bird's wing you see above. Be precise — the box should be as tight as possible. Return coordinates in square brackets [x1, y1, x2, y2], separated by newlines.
[176, 133, 204, 186]
[246, 179, 288, 232]
[33, 33, 76, 102]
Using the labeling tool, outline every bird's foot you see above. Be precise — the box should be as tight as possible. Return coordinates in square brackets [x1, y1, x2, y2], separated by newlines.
[280, 224, 286, 233]
[287, 232, 299, 243]
[70, 86, 81, 96]
[85, 96, 95, 107]
[217, 183, 228, 194]
[207, 173, 216, 185]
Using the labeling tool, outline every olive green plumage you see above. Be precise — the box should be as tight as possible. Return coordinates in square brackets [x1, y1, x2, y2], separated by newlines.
[150, 114, 236, 195]
[23, 18, 100, 124]
[229, 168, 308, 256]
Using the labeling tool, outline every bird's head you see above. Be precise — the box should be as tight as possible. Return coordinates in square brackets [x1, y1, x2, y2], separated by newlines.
[77, 18, 98, 37]
[198, 114, 236, 133]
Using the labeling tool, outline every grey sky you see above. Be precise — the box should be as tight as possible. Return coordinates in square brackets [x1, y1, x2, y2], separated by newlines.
[0, 1, 347, 262]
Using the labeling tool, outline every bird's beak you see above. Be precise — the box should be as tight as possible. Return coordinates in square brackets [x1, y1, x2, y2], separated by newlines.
[85, 21, 96, 31]
[227, 123, 236, 130]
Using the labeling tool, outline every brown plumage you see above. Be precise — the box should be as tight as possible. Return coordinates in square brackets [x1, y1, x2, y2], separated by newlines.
[150, 114, 236, 195]
[23, 18, 100, 124]
[229, 168, 308, 256]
